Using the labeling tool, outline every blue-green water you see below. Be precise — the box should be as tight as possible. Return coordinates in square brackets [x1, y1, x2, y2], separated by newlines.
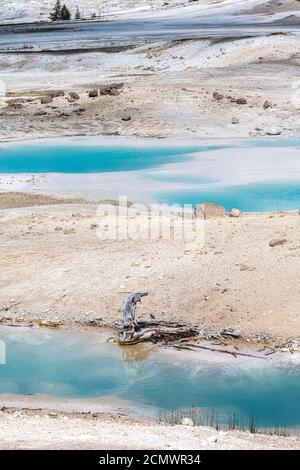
[0, 144, 204, 173]
[159, 181, 300, 212]
[1, 139, 300, 212]
[0, 327, 299, 430]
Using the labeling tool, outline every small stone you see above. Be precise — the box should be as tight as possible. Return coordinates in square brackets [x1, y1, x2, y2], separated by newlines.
[239, 264, 256, 272]
[122, 115, 131, 121]
[39, 320, 61, 328]
[266, 128, 281, 136]
[269, 238, 287, 247]
[50, 90, 65, 98]
[236, 98, 247, 105]
[69, 92, 80, 101]
[110, 88, 120, 96]
[231, 117, 239, 124]
[88, 89, 98, 98]
[90, 223, 98, 230]
[41, 96, 53, 105]
[99, 83, 124, 96]
[263, 100, 273, 109]
[213, 91, 223, 101]
[230, 208, 242, 218]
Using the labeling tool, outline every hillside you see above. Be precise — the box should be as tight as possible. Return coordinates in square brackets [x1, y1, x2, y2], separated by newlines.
[1, 1, 300, 24]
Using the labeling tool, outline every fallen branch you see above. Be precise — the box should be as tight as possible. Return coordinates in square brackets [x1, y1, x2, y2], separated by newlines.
[183, 343, 268, 360]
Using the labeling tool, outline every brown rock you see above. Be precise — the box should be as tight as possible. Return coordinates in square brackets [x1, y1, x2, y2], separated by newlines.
[194, 202, 226, 219]
[88, 89, 98, 98]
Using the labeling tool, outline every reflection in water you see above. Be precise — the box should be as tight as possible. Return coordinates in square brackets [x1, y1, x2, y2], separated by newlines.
[0, 326, 300, 430]
[120, 344, 155, 385]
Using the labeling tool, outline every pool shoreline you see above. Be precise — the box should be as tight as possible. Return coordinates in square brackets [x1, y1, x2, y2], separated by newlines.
[0, 324, 299, 432]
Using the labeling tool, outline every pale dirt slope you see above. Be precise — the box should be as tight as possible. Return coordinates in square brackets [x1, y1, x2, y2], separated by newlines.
[0, 200, 300, 343]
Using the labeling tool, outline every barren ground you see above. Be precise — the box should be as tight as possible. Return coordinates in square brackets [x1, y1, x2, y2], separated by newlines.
[1, 33, 300, 141]
[1, 407, 300, 450]
[0, 194, 299, 346]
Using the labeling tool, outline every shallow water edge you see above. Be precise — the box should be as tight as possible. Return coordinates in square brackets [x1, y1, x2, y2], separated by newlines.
[0, 324, 299, 433]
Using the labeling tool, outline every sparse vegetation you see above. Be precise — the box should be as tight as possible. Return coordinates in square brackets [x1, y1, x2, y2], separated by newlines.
[158, 407, 291, 437]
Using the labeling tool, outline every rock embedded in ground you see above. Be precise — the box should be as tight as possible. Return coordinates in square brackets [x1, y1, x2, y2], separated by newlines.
[34, 110, 47, 116]
[269, 238, 287, 247]
[122, 115, 131, 121]
[88, 90, 98, 98]
[263, 100, 273, 109]
[41, 96, 53, 105]
[100, 83, 124, 96]
[266, 128, 281, 136]
[230, 208, 242, 218]
[213, 91, 223, 101]
[231, 117, 239, 124]
[235, 98, 247, 105]
[194, 202, 226, 219]
[50, 90, 65, 98]
[69, 92, 80, 101]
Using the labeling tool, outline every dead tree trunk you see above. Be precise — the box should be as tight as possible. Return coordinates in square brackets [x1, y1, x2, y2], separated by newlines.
[118, 293, 198, 345]
[121, 292, 148, 342]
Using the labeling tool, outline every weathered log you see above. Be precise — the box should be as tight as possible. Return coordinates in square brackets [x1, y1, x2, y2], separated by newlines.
[117, 293, 199, 345]
[117, 326, 199, 346]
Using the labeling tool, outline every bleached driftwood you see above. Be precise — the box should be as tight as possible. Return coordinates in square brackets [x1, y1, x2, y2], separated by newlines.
[118, 293, 198, 345]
